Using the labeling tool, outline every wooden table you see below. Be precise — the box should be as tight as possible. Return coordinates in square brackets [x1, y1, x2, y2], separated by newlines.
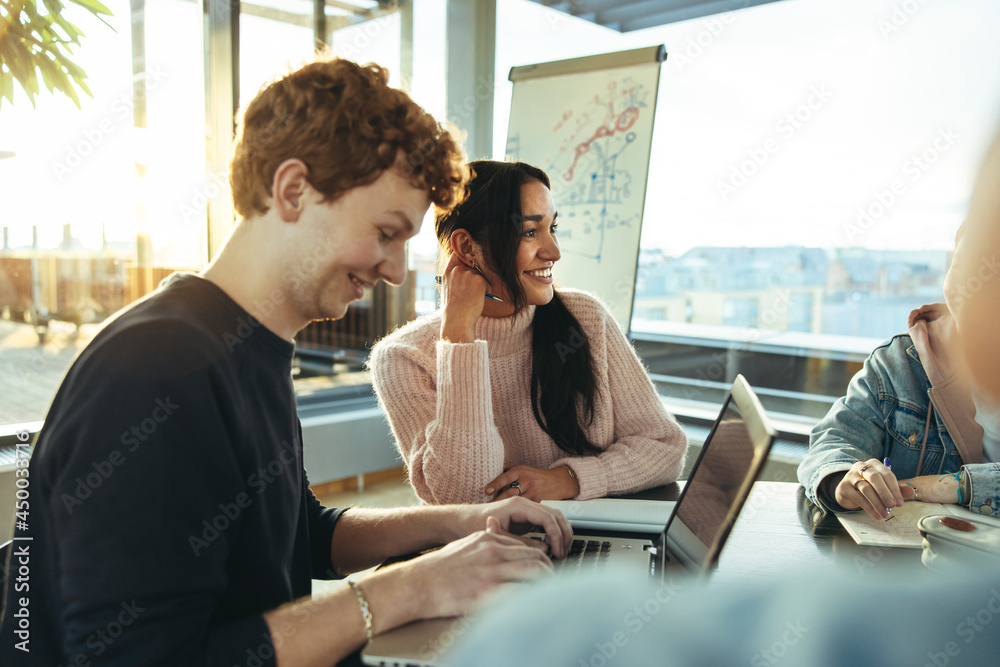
[714, 481, 924, 582]
[614, 480, 924, 580]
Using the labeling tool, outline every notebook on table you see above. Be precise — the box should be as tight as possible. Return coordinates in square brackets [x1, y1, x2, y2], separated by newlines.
[361, 374, 777, 667]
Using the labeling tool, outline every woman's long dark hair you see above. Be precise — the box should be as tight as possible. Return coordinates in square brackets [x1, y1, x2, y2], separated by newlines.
[436, 160, 601, 456]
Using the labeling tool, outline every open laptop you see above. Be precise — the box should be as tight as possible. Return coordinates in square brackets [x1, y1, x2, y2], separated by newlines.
[361, 374, 776, 666]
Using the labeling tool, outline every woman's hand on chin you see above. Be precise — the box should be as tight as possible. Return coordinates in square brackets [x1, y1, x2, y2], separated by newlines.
[440, 253, 487, 343]
[486, 465, 580, 502]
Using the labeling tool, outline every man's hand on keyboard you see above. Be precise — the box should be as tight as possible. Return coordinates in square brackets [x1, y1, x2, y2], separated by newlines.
[457, 496, 574, 559]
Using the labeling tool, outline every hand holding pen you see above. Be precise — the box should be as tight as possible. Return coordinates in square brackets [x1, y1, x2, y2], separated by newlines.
[438, 253, 499, 344]
[834, 456, 911, 521]
[435, 276, 503, 302]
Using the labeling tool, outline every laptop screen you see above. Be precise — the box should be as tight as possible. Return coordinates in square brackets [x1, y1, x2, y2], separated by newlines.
[661, 376, 775, 573]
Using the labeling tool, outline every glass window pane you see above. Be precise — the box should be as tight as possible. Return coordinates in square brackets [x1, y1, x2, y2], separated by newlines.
[0, 0, 206, 427]
[494, 0, 1000, 421]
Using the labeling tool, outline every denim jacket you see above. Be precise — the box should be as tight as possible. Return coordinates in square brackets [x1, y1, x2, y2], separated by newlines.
[798, 304, 1000, 517]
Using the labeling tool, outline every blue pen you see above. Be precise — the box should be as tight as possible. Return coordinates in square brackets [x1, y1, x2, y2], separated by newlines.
[884, 457, 894, 516]
[434, 275, 505, 302]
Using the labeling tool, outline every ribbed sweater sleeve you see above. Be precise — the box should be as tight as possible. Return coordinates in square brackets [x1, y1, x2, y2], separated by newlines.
[370, 333, 505, 504]
[553, 292, 687, 499]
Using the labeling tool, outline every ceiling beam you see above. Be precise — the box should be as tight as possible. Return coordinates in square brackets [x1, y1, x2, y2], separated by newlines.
[528, 0, 786, 32]
[594, 0, 674, 25]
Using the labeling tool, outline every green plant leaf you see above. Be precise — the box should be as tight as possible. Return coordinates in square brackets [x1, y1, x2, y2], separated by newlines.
[67, 0, 114, 31]
[0, 0, 112, 109]
[68, 0, 112, 17]
[1, 67, 15, 106]
[36, 51, 68, 93]
[5, 38, 38, 95]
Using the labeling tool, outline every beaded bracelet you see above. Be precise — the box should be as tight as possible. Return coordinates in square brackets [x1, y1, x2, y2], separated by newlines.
[348, 580, 373, 644]
[960, 468, 971, 508]
[946, 470, 965, 506]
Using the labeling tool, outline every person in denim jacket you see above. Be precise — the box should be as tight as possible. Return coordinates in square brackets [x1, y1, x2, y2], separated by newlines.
[799, 226, 1000, 520]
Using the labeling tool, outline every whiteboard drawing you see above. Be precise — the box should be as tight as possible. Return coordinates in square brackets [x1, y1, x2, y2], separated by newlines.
[546, 78, 650, 263]
[506, 50, 664, 330]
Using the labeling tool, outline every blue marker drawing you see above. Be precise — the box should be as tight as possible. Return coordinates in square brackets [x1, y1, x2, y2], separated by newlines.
[545, 78, 649, 263]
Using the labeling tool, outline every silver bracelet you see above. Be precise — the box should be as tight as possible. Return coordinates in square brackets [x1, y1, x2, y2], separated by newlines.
[348, 580, 374, 644]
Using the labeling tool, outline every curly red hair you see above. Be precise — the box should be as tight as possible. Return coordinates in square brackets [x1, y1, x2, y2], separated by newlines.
[230, 58, 468, 217]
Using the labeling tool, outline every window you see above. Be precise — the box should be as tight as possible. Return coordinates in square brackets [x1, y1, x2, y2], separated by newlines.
[0, 1, 420, 423]
[493, 0, 1000, 427]
[0, 0, 205, 428]
[6, 0, 1000, 433]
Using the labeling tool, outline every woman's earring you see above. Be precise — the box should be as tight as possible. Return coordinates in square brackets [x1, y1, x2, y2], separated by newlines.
[470, 259, 478, 271]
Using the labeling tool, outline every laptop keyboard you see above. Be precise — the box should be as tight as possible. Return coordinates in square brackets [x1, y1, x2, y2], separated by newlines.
[548, 538, 612, 573]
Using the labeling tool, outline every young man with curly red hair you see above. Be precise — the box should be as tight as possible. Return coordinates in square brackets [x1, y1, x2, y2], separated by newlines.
[0, 59, 571, 666]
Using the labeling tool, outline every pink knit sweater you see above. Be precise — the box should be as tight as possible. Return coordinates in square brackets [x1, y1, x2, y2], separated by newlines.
[369, 289, 687, 504]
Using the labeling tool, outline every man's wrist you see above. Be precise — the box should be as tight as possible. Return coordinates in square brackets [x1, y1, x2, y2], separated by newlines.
[359, 565, 426, 635]
[440, 504, 480, 541]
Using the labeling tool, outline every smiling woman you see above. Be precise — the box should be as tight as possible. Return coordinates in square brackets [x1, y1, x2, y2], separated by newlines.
[369, 160, 688, 505]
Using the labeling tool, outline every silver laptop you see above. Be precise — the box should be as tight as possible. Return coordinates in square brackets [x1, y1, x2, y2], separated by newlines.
[361, 374, 776, 666]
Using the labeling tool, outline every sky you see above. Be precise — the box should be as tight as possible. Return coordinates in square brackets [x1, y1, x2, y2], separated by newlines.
[490, 0, 1000, 256]
[2, 0, 1000, 263]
